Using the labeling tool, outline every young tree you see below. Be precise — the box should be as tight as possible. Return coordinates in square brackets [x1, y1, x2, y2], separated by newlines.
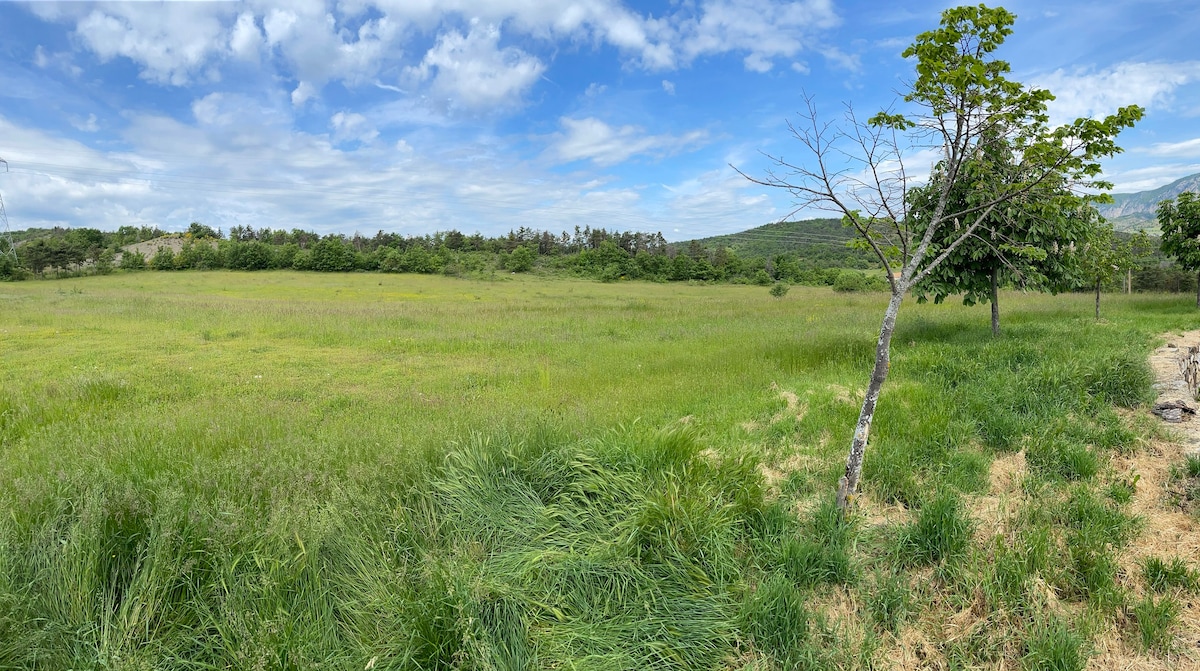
[739, 4, 1142, 511]
[1158, 192, 1200, 308]
[1079, 225, 1150, 319]
[907, 133, 1096, 336]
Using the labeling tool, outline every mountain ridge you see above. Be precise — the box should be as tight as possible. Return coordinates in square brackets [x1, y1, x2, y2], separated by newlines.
[1098, 172, 1200, 232]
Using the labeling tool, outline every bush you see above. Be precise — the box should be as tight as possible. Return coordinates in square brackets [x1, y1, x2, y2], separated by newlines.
[118, 250, 146, 271]
[95, 248, 115, 275]
[832, 270, 887, 292]
[769, 282, 789, 298]
[150, 246, 176, 271]
[752, 269, 772, 285]
[507, 245, 536, 273]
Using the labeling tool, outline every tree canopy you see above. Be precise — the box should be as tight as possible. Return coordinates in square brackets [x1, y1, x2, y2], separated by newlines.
[1158, 191, 1200, 308]
[741, 3, 1143, 510]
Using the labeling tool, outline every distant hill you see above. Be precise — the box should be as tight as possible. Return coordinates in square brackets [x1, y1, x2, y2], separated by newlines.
[685, 218, 874, 265]
[1098, 173, 1200, 232]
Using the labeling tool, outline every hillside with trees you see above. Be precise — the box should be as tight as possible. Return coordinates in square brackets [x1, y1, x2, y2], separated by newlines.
[1097, 172, 1200, 231]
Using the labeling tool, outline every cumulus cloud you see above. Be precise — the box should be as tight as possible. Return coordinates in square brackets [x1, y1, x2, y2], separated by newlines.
[1105, 164, 1200, 193]
[291, 81, 318, 107]
[551, 117, 708, 166]
[0, 109, 743, 238]
[44, 0, 840, 97]
[262, 5, 399, 87]
[229, 12, 264, 61]
[73, 6, 231, 85]
[406, 23, 545, 111]
[1035, 61, 1200, 122]
[674, 0, 840, 72]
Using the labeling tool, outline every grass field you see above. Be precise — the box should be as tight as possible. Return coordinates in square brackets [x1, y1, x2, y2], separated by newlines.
[1, 271, 1199, 670]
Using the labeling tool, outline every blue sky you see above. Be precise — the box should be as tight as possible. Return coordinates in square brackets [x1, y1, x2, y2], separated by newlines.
[1, 0, 1198, 240]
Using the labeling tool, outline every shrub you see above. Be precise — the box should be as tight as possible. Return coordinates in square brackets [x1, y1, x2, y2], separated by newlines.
[95, 248, 115, 275]
[752, 269, 772, 285]
[150, 246, 176, 271]
[769, 282, 789, 298]
[832, 270, 888, 292]
[118, 250, 146, 271]
[507, 245, 536, 273]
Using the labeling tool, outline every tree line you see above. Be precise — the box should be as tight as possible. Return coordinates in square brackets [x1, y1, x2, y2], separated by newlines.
[2, 215, 1198, 298]
[0, 221, 883, 288]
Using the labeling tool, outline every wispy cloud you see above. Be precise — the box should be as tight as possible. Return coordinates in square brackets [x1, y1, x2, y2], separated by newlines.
[550, 117, 709, 167]
[1146, 137, 1200, 158]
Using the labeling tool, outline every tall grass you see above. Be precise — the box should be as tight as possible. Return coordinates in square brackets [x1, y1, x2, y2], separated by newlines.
[0, 272, 1194, 668]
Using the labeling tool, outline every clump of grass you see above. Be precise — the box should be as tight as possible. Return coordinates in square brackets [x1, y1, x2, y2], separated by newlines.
[1026, 438, 1099, 481]
[1188, 454, 1200, 479]
[862, 571, 912, 635]
[1141, 556, 1198, 593]
[1084, 353, 1155, 409]
[1057, 488, 1138, 609]
[1104, 472, 1139, 505]
[739, 573, 812, 666]
[1021, 615, 1088, 671]
[891, 491, 973, 567]
[779, 497, 857, 588]
[981, 528, 1054, 614]
[1131, 595, 1180, 654]
[1166, 454, 1200, 513]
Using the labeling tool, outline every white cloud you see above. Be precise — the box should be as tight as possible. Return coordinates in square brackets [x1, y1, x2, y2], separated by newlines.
[71, 113, 100, 133]
[229, 12, 264, 61]
[661, 79, 676, 95]
[73, 6, 231, 85]
[661, 167, 774, 235]
[331, 111, 379, 144]
[1146, 138, 1200, 158]
[1035, 61, 1200, 122]
[406, 23, 545, 111]
[291, 81, 318, 107]
[33, 45, 82, 77]
[675, 0, 840, 72]
[551, 117, 708, 166]
[1106, 164, 1200, 193]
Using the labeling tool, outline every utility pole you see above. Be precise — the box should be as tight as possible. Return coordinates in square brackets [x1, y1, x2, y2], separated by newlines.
[0, 157, 17, 265]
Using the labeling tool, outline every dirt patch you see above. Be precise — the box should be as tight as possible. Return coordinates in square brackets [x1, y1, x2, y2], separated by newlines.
[969, 450, 1026, 544]
[1090, 330, 1200, 666]
[118, 235, 214, 263]
[758, 452, 821, 494]
[827, 383, 858, 405]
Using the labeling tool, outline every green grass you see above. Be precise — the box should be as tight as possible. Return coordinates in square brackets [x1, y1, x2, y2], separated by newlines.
[0, 271, 1196, 669]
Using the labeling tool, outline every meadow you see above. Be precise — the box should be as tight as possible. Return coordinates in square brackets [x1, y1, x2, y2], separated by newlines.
[1, 271, 1198, 670]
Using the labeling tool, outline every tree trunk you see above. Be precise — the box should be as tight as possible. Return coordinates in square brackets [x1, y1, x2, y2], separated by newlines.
[837, 289, 904, 511]
[990, 267, 1000, 337]
[1095, 279, 1101, 320]
[1126, 268, 1132, 294]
